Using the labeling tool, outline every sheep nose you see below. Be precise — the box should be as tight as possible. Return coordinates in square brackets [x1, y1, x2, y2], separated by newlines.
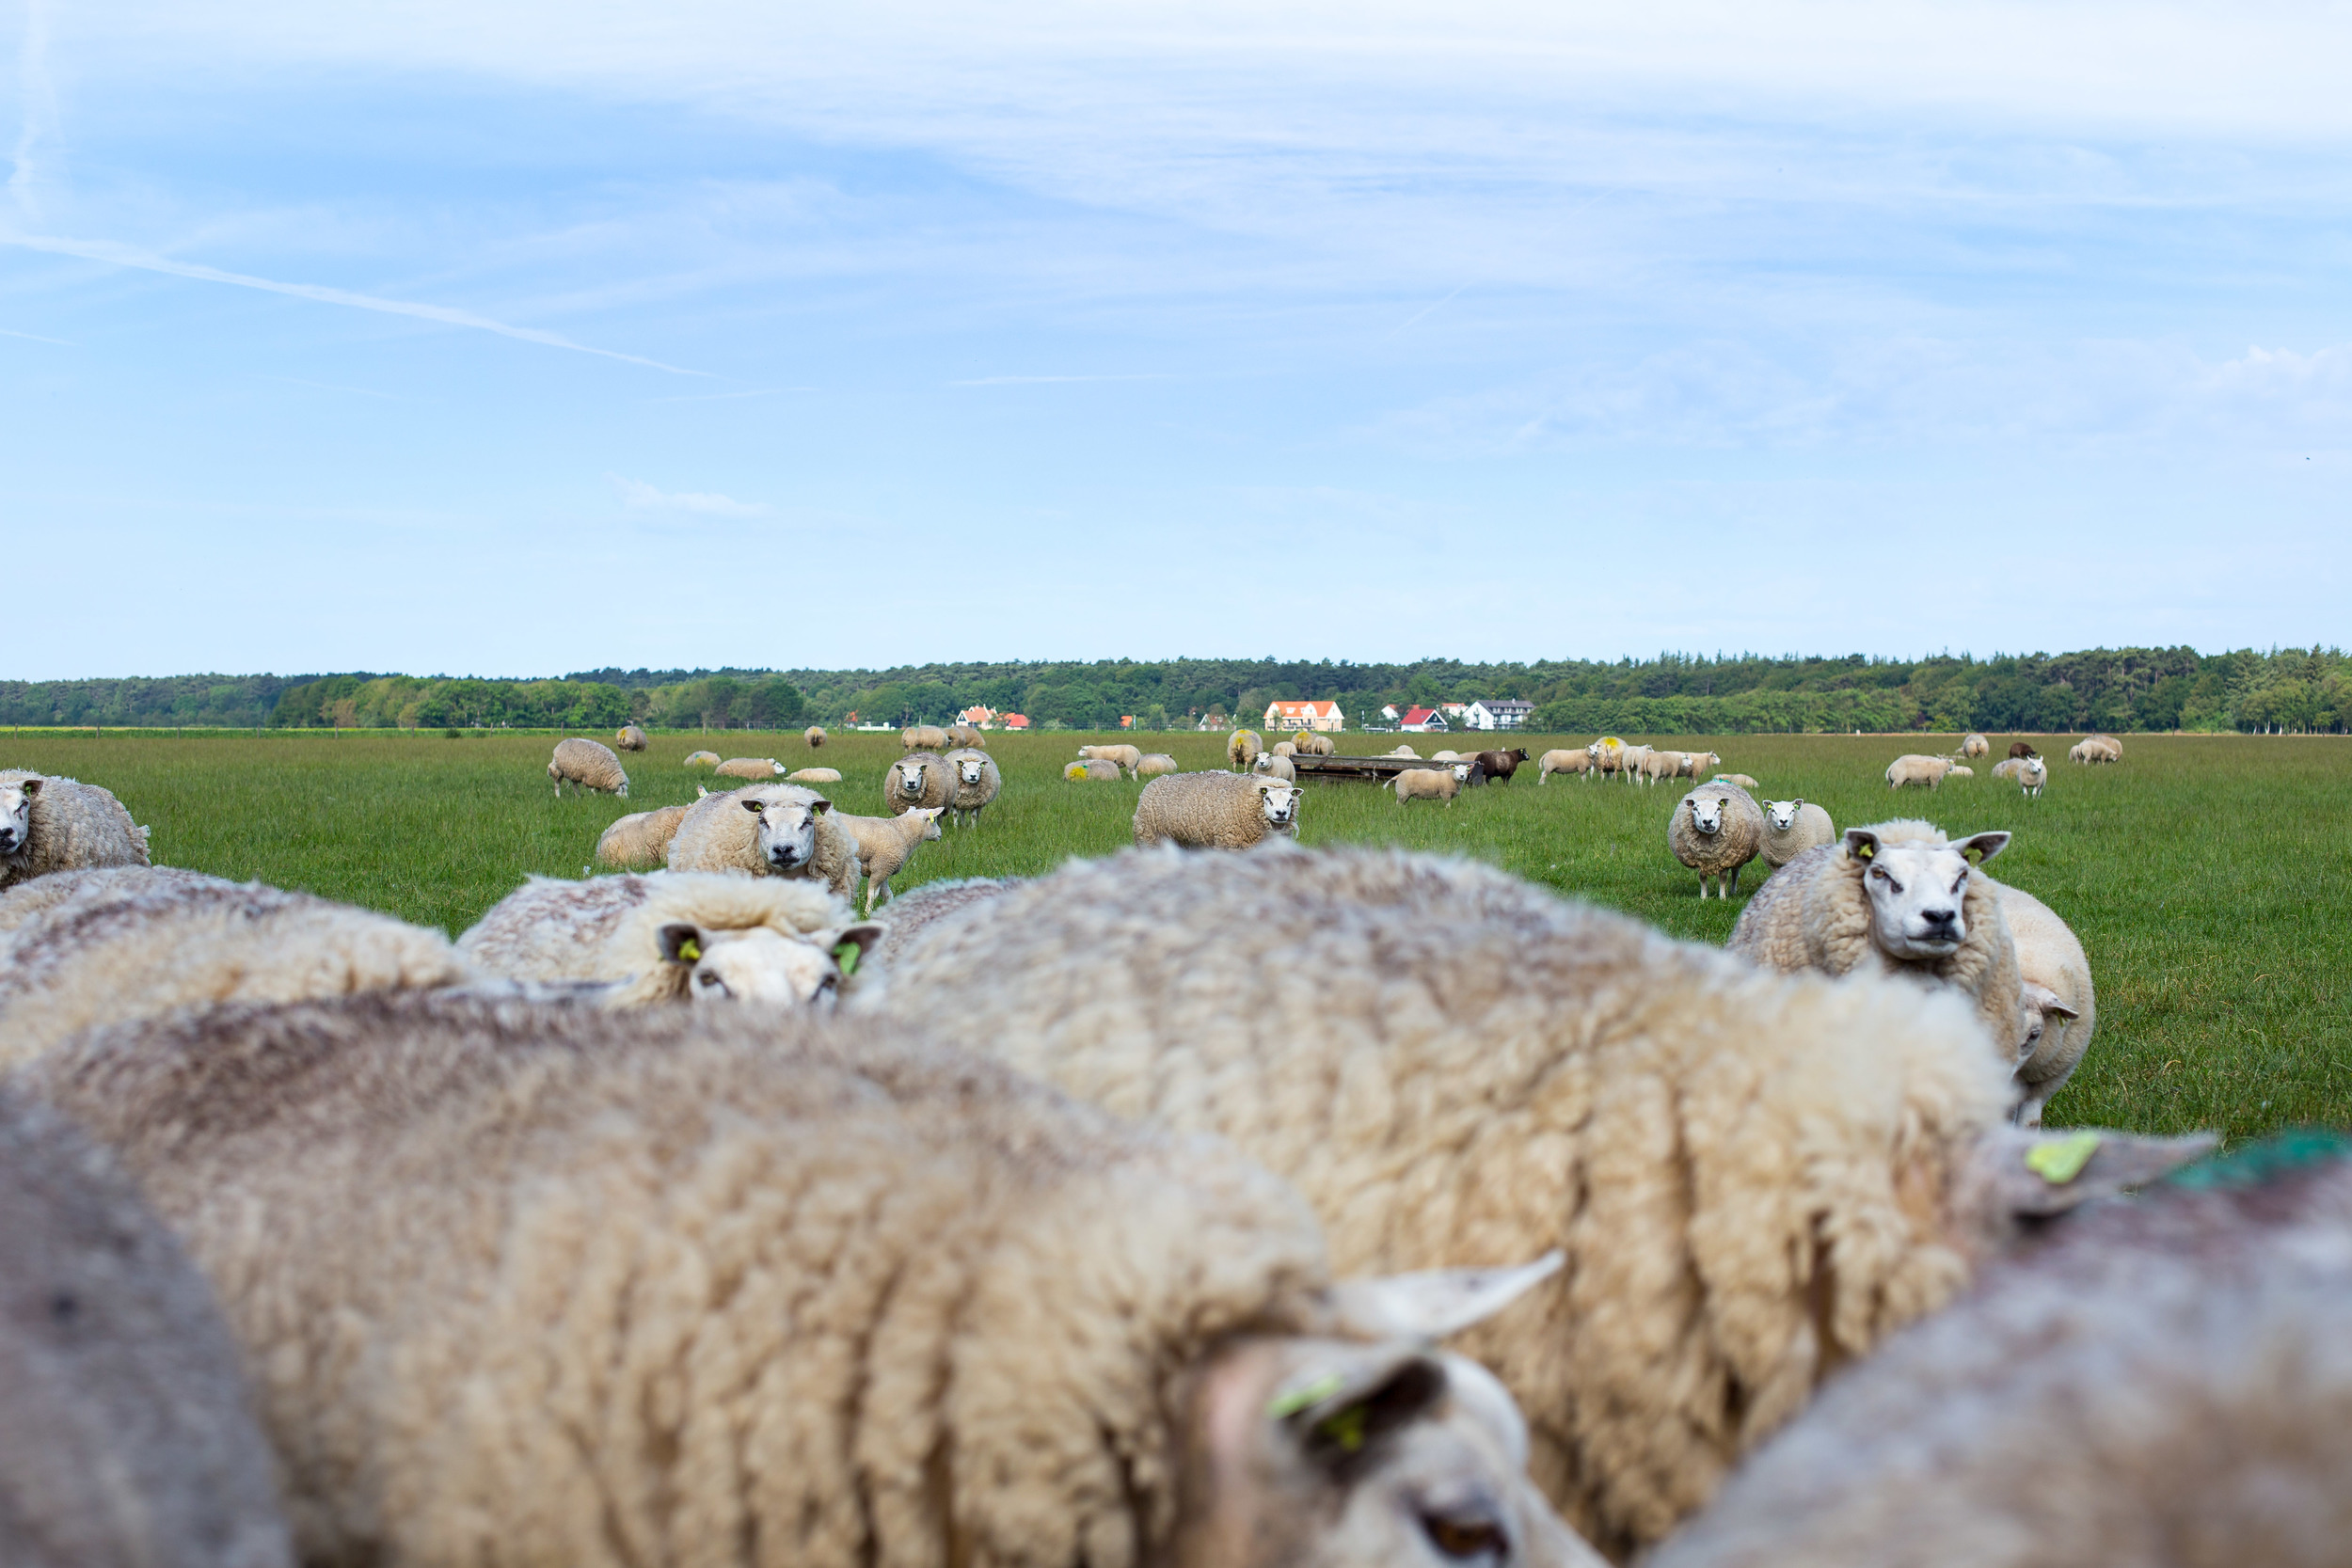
[1921, 907, 1958, 931]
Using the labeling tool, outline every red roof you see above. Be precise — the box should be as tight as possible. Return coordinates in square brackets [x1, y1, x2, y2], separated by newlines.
[1400, 706, 1439, 726]
[1003, 713, 1030, 730]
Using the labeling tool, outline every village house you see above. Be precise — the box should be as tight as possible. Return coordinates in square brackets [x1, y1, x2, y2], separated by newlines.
[1397, 705, 1448, 732]
[1262, 698, 1346, 733]
[1463, 699, 1534, 731]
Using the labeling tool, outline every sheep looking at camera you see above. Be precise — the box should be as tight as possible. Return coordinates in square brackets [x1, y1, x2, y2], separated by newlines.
[0, 771, 151, 891]
[1668, 781, 1763, 898]
[1134, 772, 1300, 847]
[1758, 800, 1836, 870]
[665, 784, 860, 901]
[885, 752, 953, 814]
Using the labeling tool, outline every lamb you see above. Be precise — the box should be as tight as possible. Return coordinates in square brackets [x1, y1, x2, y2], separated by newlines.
[24, 994, 1595, 1568]
[1539, 748, 1594, 782]
[1136, 752, 1179, 777]
[1253, 751, 1298, 783]
[1992, 754, 2048, 796]
[1391, 765, 1461, 806]
[1650, 1135, 2352, 1568]
[456, 871, 882, 1006]
[1991, 879, 2096, 1127]
[0, 873, 467, 1070]
[2008, 739, 2040, 759]
[1077, 742, 1143, 776]
[1064, 758, 1122, 782]
[1758, 800, 1836, 870]
[1295, 732, 1336, 755]
[548, 737, 629, 799]
[1727, 819, 2026, 1065]
[684, 750, 721, 769]
[1884, 753, 1955, 790]
[833, 805, 944, 913]
[1134, 771, 1301, 847]
[714, 755, 787, 780]
[613, 723, 649, 752]
[1960, 732, 1990, 758]
[868, 876, 1017, 971]
[850, 843, 2208, 1555]
[899, 722, 949, 751]
[787, 766, 843, 784]
[0, 770, 151, 890]
[1477, 748, 1531, 783]
[1668, 781, 1764, 898]
[804, 724, 828, 748]
[1229, 728, 1264, 769]
[0, 1086, 294, 1568]
[593, 802, 693, 867]
[885, 752, 954, 814]
[664, 784, 860, 901]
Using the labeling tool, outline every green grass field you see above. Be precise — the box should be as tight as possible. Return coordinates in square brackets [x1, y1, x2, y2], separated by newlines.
[8, 727, 2345, 1142]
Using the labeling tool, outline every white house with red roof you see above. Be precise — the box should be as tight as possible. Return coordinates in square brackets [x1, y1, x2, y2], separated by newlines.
[1262, 698, 1345, 733]
[1397, 705, 1448, 732]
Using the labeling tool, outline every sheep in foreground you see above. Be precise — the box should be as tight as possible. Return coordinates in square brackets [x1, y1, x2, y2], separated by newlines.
[803, 724, 827, 749]
[1992, 754, 2048, 796]
[664, 784, 859, 900]
[1539, 748, 1594, 782]
[936, 751, 998, 830]
[0, 1087, 294, 1568]
[1295, 732, 1336, 755]
[1136, 752, 1178, 777]
[0, 864, 230, 936]
[714, 755, 786, 781]
[0, 771, 151, 891]
[613, 723, 648, 752]
[833, 806, 944, 913]
[1727, 819, 2026, 1065]
[869, 876, 1017, 970]
[27, 996, 1596, 1568]
[1758, 799, 1836, 869]
[0, 874, 467, 1070]
[1077, 742, 1142, 775]
[593, 802, 693, 867]
[1228, 728, 1263, 769]
[852, 844, 2208, 1556]
[1064, 758, 1122, 782]
[683, 750, 721, 769]
[1651, 1135, 2352, 1568]
[1135, 771, 1300, 847]
[548, 737, 629, 799]
[1253, 751, 1297, 782]
[1992, 879, 2096, 1127]
[456, 872, 882, 1006]
[1391, 765, 1461, 806]
[899, 723, 949, 751]
[788, 766, 843, 784]
[885, 752, 953, 814]
[1668, 781, 1763, 898]
[1884, 753, 1955, 790]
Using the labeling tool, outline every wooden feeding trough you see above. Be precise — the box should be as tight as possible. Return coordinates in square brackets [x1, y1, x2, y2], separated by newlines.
[1284, 752, 1462, 784]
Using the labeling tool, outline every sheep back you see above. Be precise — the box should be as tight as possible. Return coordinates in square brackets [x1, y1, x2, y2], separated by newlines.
[1758, 802, 1836, 869]
[1667, 783, 1763, 879]
[870, 877, 1017, 971]
[683, 751, 721, 769]
[1992, 879, 2097, 1119]
[614, 724, 649, 752]
[788, 767, 843, 784]
[0, 865, 231, 937]
[1065, 759, 1121, 782]
[804, 725, 827, 748]
[1960, 732, 1989, 758]
[0, 770, 151, 890]
[1539, 749, 1593, 780]
[1134, 771, 1291, 848]
[1295, 732, 1336, 755]
[1227, 729, 1263, 769]
[457, 871, 851, 983]
[899, 723, 949, 751]
[1136, 752, 1178, 777]
[714, 756, 783, 781]
[548, 738, 629, 797]
[1391, 766, 1459, 803]
[593, 803, 692, 867]
[1077, 744, 1142, 773]
[1885, 754, 1953, 789]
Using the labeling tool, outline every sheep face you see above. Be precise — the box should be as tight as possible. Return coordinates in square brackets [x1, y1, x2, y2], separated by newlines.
[1256, 784, 1301, 833]
[656, 920, 884, 1006]
[1846, 829, 2010, 959]
[2014, 980, 2081, 1066]
[0, 777, 38, 856]
[743, 794, 831, 873]
[1764, 799, 1802, 832]
[1687, 796, 1726, 836]
[956, 755, 987, 786]
[891, 762, 930, 801]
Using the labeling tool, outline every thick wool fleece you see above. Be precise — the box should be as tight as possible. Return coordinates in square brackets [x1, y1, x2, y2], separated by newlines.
[664, 784, 859, 900]
[25, 996, 1335, 1568]
[870, 877, 1015, 971]
[1990, 878, 2097, 1115]
[548, 738, 629, 796]
[0, 1087, 293, 1568]
[593, 803, 693, 867]
[885, 752, 955, 814]
[457, 871, 852, 981]
[0, 864, 230, 936]
[1134, 771, 1295, 847]
[943, 748, 1003, 823]
[1725, 820, 2025, 1063]
[1666, 783, 1762, 886]
[856, 845, 2017, 1555]
[0, 876, 467, 1070]
[0, 769, 151, 890]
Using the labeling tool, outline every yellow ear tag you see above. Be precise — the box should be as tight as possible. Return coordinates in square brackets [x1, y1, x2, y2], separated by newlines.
[2026, 1130, 2102, 1184]
[1317, 1405, 1370, 1453]
[833, 941, 860, 977]
[676, 939, 701, 962]
[1264, 1371, 1344, 1420]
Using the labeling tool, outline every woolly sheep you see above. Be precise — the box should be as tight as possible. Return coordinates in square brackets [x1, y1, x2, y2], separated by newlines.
[1947, 764, 1974, 778]
[1229, 728, 1264, 769]
[683, 750, 721, 769]
[1539, 748, 1594, 782]
[594, 801, 693, 867]
[1295, 732, 1337, 755]
[1712, 772, 1760, 790]
[1272, 739, 1298, 757]
[0, 1086, 294, 1568]
[1992, 754, 2048, 796]
[1677, 750, 1722, 779]
[927, 748, 994, 830]
[1253, 751, 1298, 783]
[456, 871, 882, 1006]
[27, 995, 1595, 1568]
[1758, 800, 1836, 870]
[1727, 819, 2026, 1065]
[944, 721, 985, 749]
[1668, 781, 1764, 898]
[0, 770, 151, 890]
[1064, 758, 1122, 782]
[0, 864, 230, 936]
[613, 723, 648, 752]
[1960, 732, 1990, 758]
[1991, 879, 2096, 1127]
[834, 806, 944, 913]
[664, 783, 859, 901]
[787, 766, 843, 784]
[885, 751, 954, 814]
[899, 723, 949, 751]
[1884, 753, 1955, 790]
[1474, 749, 1527, 784]
[1134, 771, 1301, 847]
[1587, 736, 1626, 778]
[1078, 742, 1143, 776]
[1391, 765, 1461, 807]
[714, 755, 787, 780]
[1431, 749, 1465, 763]
[548, 737, 629, 799]
[868, 876, 1017, 971]
[852, 844, 2208, 1555]
[0, 874, 467, 1070]
[2069, 735, 2122, 765]
[1136, 752, 1179, 777]
[1652, 1135, 2347, 1568]
[1620, 743, 1654, 784]
[803, 724, 828, 748]
[1386, 744, 1421, 758]
[2009, 739, 2040, 759]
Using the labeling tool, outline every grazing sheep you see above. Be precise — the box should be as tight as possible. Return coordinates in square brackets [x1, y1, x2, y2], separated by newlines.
[1727, 819, 2026, 1066]
[2008, 739, 2040, 759]
[0, 771, 151, 890]
[683, 750, 721, 769]
[2069, 735, 2122, 765]
[885, 752, 954, 814]
[1992, 754, 2048, 796]
[1078, 743, 1143, 776]
[1651, 1135, 2352, 1568]
[803, 724, 827, 749]
[0, 864, 230, 936]
[943, 721, 984, 749]
[1135, 771, 1301, 847]
[1991, 879, 2096, 1127]
[1539, 748, 1595, 783]
[1295, 732, 1336, 755]
[593, 802, 693, 867]
[1677, 750, 1723, 779]
[869, 876, 1017, 971]
[1064, 758, 1123, 782]
[834, 806, 944, 913]
[899, 723, 949, 751]
[1960, 732, 1990, 758]
[853, 844, 2208, 1555]
[548, 737, 629, 799]
[1477, 748, 1531, 783]
[1136, 752, 1178, 777]
[1758, 800, 1836, 870]
[0, 1087, 294, 1568]
[0, 874, 467, 1070]
[787, 766, 843, 784]
[1252, 751, 1298, 783]
[456, 872, 882, 1006]
[613, 724, 649, 753]
[1885, 753, 1956, 790]
[1712, 772, 1760, 790]
[715, 755, 786, 781]
[1386, 744, 1421, 757]
[1668, 781, 1764, 898]
[1228, 728, 1263, 769]
[1391, 765, 1461, 806]
[25, 996, 1595, 1568]
[665, 784, 859, 901]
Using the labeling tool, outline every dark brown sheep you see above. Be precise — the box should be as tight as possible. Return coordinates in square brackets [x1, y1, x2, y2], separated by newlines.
[1476, 747, 1531, 782]
[2008, 740, 2041, 759]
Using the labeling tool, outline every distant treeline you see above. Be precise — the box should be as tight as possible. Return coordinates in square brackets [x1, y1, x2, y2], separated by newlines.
[0, 647, 2345, 734]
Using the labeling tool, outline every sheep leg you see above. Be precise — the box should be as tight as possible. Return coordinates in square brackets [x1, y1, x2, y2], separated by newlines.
[1727, 867, 1741, 898]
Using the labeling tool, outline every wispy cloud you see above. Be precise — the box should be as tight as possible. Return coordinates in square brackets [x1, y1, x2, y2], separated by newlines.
[0, 325, 72, 345]
[8, 0, 54, 224]
[609, 474, 770, 516]
[643, 387, 811, 404]
[950, 373, 1169, 386]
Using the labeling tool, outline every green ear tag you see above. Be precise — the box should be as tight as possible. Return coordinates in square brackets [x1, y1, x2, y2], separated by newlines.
[1317, 1405, 1369, 1453]
[2026, 1129, 2102, 1184]
[676, 938, 700, 962]
[1264, 1372, 1344, 1420]
[833, 941, 861, 977]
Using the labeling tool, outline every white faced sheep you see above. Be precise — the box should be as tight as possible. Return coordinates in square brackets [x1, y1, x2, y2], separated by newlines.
[850, 843, 2209, 1557]
[1669, 781, 1764, 898]
[1064, 758, 1123, 782]
[1539, 748, 1594, 783]
[27, 995, 1597, 1568]
[1229, 728, 1264, 769]
[787, 766, 843, 784]
[1728, 819, 2026, 1067]
[1885, 753, 1956, 790]
[1391, 765, 1460, 806]
[1960, 732, 1990, 758]
[548, 737, 629, 799]
[683, 750, 721, 769]
[714, 755, 787, 781]
[1135, 771, 1300, 847]
[899, 722, 949, 751]
[0, 771, 151, 891]
[832, 805, 944, 913]
[0, 1086, 294, 1568]
[664, 783, 860, 901]
[885, 752, 954, 814]
[613, 724, 649, 752]
[593, 802, 694, 867]
[1992, 754, 2049, 796]
[1678, 750, 1723, 779]
[456, 871, 882, 1007]
[803, 724, 827, 749]
[1253, 751, 1298, 783]
[1651, 1135, 2349, 1568]
[1758, 800, 1836, 869]
[942, 747, 1000, 828]
[1136, 752, 1178, 777]
[1988, 879, 2096, 1128]
[1077, 743, 1143, 776]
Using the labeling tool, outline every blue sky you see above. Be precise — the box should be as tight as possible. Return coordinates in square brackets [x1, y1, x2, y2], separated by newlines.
[3, 0, 2345, 678]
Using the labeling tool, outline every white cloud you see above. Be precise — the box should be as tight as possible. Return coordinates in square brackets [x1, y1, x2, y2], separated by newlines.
[609, 474, 770, 516]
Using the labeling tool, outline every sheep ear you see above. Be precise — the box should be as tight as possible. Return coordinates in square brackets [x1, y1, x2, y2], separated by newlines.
[18, 778, 39, 798]
[656, 923, 705, 965]
[809, 797, 832, 815]
[2046, 1002, 2081, 1022]
[1327, 1252, 1563, 1341]
[1963, 1127, 2217, 1224]
[1259, 1344, 1449, 1464]
[1844, 828, 1881, 861]
[741, 798, 764, 814]
[1790, 798, 1804, 810]
[1954, 831, 2010, 865]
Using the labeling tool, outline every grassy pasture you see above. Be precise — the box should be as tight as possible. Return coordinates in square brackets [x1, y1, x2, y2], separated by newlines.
[6, 727, 2345, 1142]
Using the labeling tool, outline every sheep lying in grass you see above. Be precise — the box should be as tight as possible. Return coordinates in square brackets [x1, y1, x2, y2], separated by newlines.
[1992, 754, 2049, 796]
[1539, 748, 1594, 782]
[457, 871, 882, 1006]
[899, 723, 949, 751]
[594, 802, 693, 867]
[548, 737, 629, 799]
[803, 724, 827, 748]
[1136, 752, 1178, 777]
[1713, 772, 1760, 790]
[714, 755, 786, 781]
[1229, 728, 1264, 769]
[1992, 879, 2096, 1127]
[2009, 739, 2040, 759]
[1669, 781, 1763, 898]
[885, 752, 953, 814]
[1387, 744, 1421, 758]
[1078, 743, 1142, 776]
[853, 844, 2208, 1556]
[1431, 749, 1465, 763]
[1134, 772, 1300, 847]
[1758, 800, 1836, 869]
[833, 806, 944, 913]
[1885, 753, 1955, 790]
[1065, 758, 1122, 782]
[613, 723, 648, 752]
[1392, 765, 1460, 806]
[788, 766, 842, 784]
[683, 750, 721, 769]
[0, 1086, 294, 1568]
[1947, 763, 1975, 778]
[0, 771, 151, 890]
[942, 747, 1000, 827]
[665, 784, 860, 900]
[28, 995, 1597, 1568]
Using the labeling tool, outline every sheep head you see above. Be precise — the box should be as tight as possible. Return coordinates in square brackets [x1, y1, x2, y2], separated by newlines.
[892, 761, 930, 799]
[956, 754, 987, 785]
[1765, 799, 1803, 831]
[654, 919, 884, 1006]
[1686, 796, 1726, 837]
[0, 777, 38, 856]
[1845, 827, 2010, 959]
[1256, 783, 1300, 833]
[743, 789, 832, 873]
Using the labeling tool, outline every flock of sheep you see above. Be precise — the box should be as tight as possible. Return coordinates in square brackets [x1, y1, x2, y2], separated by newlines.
[6, 718, 2335, 1568]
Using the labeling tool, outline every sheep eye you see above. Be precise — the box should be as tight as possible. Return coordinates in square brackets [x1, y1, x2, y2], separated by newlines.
[696, 972, 726, 991]
[1422, 1513, 1506, 1561]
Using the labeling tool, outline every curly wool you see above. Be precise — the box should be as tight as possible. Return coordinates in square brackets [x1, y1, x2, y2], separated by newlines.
[548, 738, 629, 797]
[0, 770, 151, 890]
[943, 748, 1002, 826]
[457, 871, 852, 982]
[1666, 782, 1762, 889]
[1228, 729, 1263, 769]
[885, 752, 954, 814]
[664, 784, 859, 900]
[1134, 771, 1295, 847]
[869, 877, 1016, 971]
[0, 864, 230, 936]
[1757, 802, 1836, 870]
[593, 803, 692, 867]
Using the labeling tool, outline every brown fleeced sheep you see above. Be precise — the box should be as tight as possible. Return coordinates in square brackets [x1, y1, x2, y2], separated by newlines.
[1477, 748, 1530, 782]
[2008, 739, 2040, 759]
[851, 844, 2207, 1557]
[1134, 771, 1300, 847]
[714, 755, 786, 781]
[664, 784, 859, 901]
[1991, 879, 2097, 1127]
[803, 724, 827, 749]
[0, 770, 151, 891]
[899, 723, 949, 751]
[832, 806, 944, 913]
[594, 802, 693, 867]
[26, 995, 1598, 1568]
[548, 737, 629, 799]
[885, 752, 953, 814]
[613, 724, 649, 752]
[1885, 753, 1955, 790]
[1668, 781, 1763, 898]
[1228, 728, 1263, 769]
